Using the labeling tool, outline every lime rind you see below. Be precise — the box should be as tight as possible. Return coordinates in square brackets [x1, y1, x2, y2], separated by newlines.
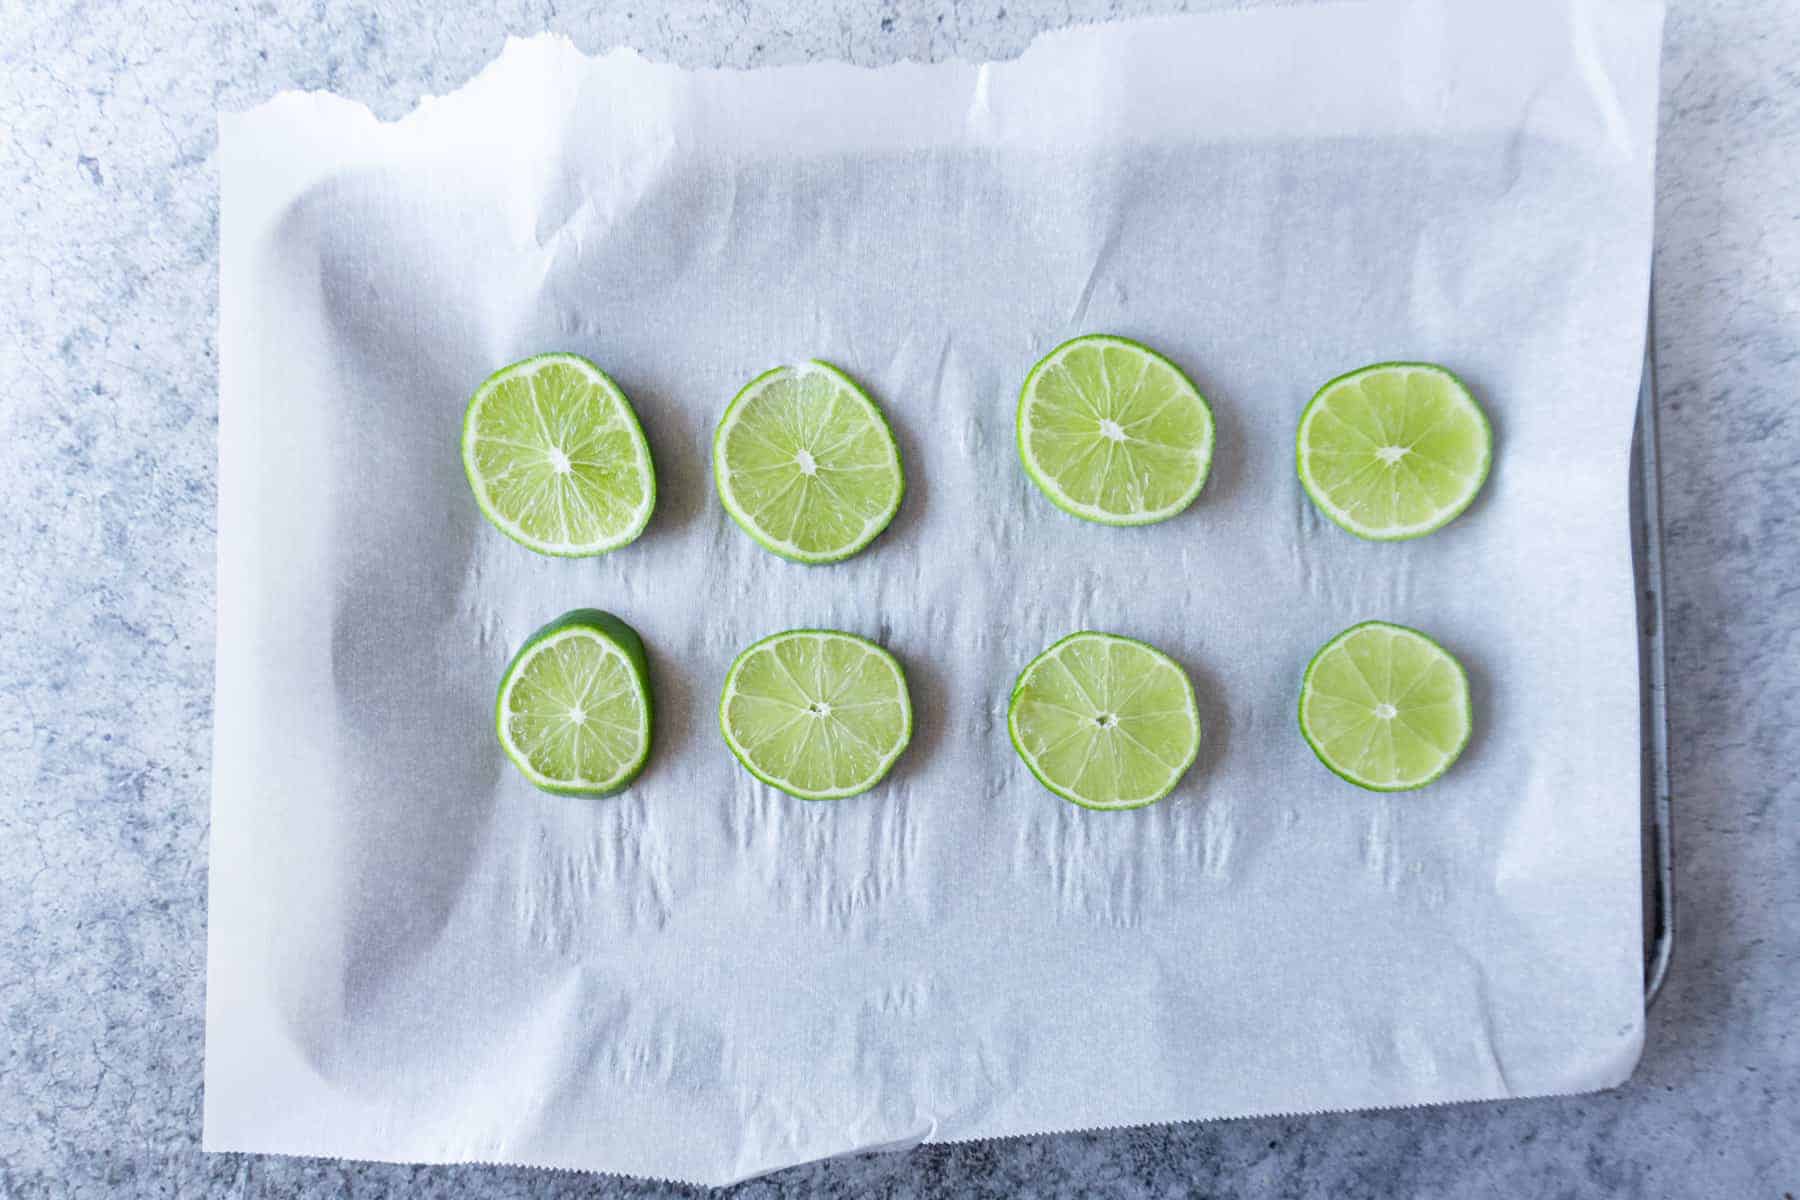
[1006, 630, 1203, 811]
[495, 609, 654, 797]
[461, 353, 658, 557]
[712, 360, 906, 565]
[718, 628, 913, 801]
[1016, 334, 1216, 527]
[1297, 619, 1472, 792]
[1295, 361, 1492, 542]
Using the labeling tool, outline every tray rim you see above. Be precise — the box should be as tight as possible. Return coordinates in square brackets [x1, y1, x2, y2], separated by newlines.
[1633, 312, 1675, 1006]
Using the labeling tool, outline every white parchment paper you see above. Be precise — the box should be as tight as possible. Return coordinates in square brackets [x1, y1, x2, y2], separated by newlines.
[207, 0, 1663, 1183]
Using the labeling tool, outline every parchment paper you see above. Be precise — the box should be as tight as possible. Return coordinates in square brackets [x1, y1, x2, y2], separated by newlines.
[207, 0, 1663, 1183]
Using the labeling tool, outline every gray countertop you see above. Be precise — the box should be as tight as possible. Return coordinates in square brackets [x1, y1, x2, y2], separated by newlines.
[2, 0, 1795, 1195]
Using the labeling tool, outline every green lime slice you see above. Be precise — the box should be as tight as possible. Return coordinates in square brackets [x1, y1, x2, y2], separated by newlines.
[1296, 362, 1492, 540]
[719, 629, 912, 800]
[713, 361, 904, 564]
[1007, 631, 1202, 810]
[1017, 335, 1215, 526]
[461, 353, 656, 556]
[496, 609, 653, 797]
[1298, 621, 1471, 792]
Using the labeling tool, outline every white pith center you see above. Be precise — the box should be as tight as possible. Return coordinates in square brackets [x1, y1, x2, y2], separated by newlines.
[1375, 445, 1408, 465]
[548, 447, 573, 474]
[807, 701, 831, 717]
[1375, 702, 1398, 720]
[795, 449, 818, 475]
[1099, 418, 1126, 443]
[569, 706, 586, 724]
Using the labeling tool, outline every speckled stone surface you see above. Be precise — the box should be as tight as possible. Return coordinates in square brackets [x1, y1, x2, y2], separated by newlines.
[1, 0, 1795, 1195]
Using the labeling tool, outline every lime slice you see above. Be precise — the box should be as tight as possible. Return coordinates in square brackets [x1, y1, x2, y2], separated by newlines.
[713, 361, 904, 564]
[1007, 631, 1202, 810]
[1296, 362, 1492, 540]
[496, 609, 653, 797]
[719, 629, 912, 800]
[462, 353, 656, 556]
[1017, 335, 1215, 526]
[1298, 621, 1471, 792]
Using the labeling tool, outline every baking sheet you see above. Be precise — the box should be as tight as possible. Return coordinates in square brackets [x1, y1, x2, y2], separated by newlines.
[206, 0, 1664, 1183]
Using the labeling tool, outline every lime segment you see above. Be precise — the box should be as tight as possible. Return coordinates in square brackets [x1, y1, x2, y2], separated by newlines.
[1017, 335, 1215, 526]
[462, 353, 656, 556]
[1298, 621, 1471, 791]
[1296, 362, 1491, 540]
[720, 630, 912, 800]
[1008, 631, 1202, 810]
[496, 609, 654, 797]
[713, 361, 904, 564]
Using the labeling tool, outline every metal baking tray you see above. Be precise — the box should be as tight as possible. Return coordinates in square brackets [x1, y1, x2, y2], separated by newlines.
[1632, 324, 1675, 1006]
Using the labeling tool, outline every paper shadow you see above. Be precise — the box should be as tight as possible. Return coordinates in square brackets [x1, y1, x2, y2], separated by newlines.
[852, 377, 925, 569]
[614, 371, 709, 545]
[276, 172, 506, 1081]
[1452, 633, 1494, 773]
[881, 635, 947, 790]
[1179, 650, 1233, 799]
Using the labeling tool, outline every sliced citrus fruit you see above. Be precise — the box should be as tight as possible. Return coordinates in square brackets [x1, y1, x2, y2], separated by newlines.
[719, 629, 911, 800]
[461, 353, 656, 556]
[713, 361, 904, 564]
[1007, 631, 1202, 810]
[1298, 620, 1472, 791]
[1017, 334, 1215, 526]
[496, 609, 653, 797]
[1296, 362, 1491, 540]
